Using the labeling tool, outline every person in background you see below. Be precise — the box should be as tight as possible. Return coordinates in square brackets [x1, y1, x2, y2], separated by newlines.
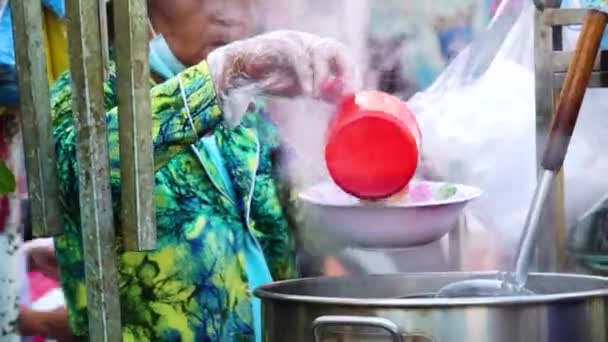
[365, 5, 418, 100]
[434, 5, 476, 62]
[1, 0, 71, 340]
[0, 111, 72, 342]
[17, 238, 72, 341]
[51, 0, 359, 341]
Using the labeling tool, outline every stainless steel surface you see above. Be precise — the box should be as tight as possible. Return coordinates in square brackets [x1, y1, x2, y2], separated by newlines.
[534, 2, 608, 276]
[554, 71, 608, 88]
[113, 0, 157, 251]
[10, 0, 62, 236]
[435, 171, 555, 297]
[542, 8, 588, 26]
[256, 272, 608, 342]
[551, 50, 606, 73]
[534, 3, 561, 275]
[514, 170, 556, 285]
[435, 276, 535, 298]
[534, 2, 579, 275]
[66, 0, 122, 339]
[313, 316, 404, 342]
[568, 194, 608, 273]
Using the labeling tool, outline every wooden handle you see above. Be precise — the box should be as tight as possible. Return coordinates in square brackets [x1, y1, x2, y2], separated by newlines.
[542, 10, 607, 171]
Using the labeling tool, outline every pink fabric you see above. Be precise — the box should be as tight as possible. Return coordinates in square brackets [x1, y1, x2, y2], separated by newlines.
[28, 271, 60, 342]
[28, 271, 58, 303]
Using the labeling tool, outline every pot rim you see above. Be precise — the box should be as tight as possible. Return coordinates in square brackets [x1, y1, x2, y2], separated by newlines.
[254, 272, 608, 307]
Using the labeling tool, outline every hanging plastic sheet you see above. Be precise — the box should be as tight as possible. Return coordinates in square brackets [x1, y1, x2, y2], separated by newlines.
[410, 0, 537, 249]
[411, 0, 608, 262]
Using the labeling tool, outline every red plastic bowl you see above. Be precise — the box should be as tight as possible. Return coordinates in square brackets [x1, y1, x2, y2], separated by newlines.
[325, 91, 421, 200]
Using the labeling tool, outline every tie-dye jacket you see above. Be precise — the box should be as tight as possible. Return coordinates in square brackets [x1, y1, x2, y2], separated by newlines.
[51, 61, 298, 341]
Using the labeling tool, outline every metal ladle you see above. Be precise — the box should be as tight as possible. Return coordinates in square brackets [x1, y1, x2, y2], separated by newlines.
[436, 10, 608, 298]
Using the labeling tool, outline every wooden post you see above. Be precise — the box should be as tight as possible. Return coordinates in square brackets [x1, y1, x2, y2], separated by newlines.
[65, 0, 122, 339]
[113, 0, 156, 251]
[10, 0, 62, 237]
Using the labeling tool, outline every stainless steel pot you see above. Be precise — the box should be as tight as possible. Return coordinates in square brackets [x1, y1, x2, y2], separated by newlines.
[254, 272, 608, 342]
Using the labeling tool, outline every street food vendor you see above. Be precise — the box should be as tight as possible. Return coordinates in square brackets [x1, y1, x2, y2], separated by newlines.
[50, 0, 358, 341]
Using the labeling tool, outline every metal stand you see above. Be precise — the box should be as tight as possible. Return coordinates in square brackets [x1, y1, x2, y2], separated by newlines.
[533, 1, 608, 273]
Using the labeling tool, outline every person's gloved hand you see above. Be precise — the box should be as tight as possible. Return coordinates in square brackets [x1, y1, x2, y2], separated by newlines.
[207, 30, 361, 127]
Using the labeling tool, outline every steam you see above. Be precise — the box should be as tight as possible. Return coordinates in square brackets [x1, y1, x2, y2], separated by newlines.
[256, 0, 373, 263]
[260, 0, 370, 191]
[257, 0, 497, 273]
[251, 0, 608, 277]
[264, 97, 334, 191]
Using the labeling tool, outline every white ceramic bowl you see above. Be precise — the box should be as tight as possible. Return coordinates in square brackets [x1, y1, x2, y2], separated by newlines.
[298, 181, 482, 250]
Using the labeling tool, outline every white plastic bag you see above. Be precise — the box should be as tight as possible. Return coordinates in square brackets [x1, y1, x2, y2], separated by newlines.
[412, 0, 608, 247]
[408, 2, 537, 245]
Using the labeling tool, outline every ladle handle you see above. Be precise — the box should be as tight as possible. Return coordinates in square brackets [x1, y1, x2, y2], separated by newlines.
[541, 10, 607, 172]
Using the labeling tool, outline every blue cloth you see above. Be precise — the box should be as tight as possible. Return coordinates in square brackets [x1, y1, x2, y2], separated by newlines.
[243, 233, 273, 342]
[41, 0, 65, 18]
[437, 26, 474, 62]
[0, 68, 18, 104]
[1, 4, 18, 106]
[0, 0, 65, 105]
[0, 0, 65, 68]
[149, 34, 187, 81]
[200, 135, 273, 342]
[0, 2, 15, 70]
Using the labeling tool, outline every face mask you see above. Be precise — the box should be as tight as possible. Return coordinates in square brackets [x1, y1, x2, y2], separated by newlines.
[148, 21, 186, 79]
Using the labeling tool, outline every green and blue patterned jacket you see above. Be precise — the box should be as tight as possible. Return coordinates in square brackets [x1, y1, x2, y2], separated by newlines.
[51, 61, 298, 341]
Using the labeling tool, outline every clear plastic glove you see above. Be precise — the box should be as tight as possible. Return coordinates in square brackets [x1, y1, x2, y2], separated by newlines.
[207, 30, 361, 127]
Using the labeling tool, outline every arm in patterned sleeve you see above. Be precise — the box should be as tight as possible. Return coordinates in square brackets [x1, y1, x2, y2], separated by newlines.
[52, 61, 223, 205]
[51, 60, 225, 336]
